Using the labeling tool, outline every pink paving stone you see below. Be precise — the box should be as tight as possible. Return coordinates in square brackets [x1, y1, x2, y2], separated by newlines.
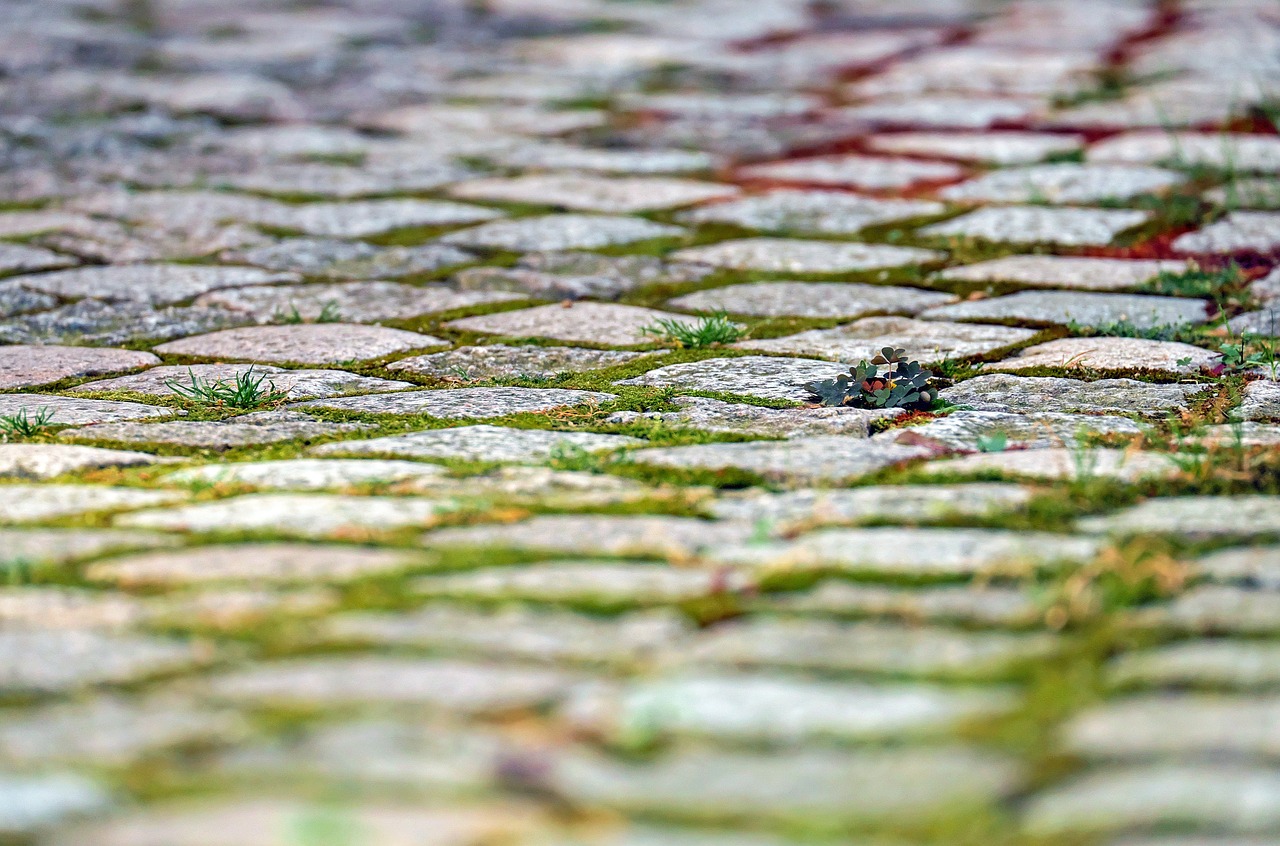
[0, 345, 159, 390]
[737, 154, 963, 190]
[152, 324, 446, 365]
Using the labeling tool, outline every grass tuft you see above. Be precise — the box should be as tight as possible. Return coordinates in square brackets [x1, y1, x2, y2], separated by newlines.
[164, 367, 290, 410]
[641, 312, 745, 348]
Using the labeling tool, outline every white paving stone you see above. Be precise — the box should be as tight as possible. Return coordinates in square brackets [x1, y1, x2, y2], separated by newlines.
[921, 290, 1210, 330]
[446, 302, 706, 347]
[669, 281, 955, 318]
[939, 164, 1183, 203]
[1174, 212, 1280, 253]
[114, 494, 462, 536]
[738, 154, 962, 188]
[936, 256, 1190, 291]
[671, 238, 945, 273]
[0, 486, 186, 523]
[739, 316, 1035, 364]
[920, 206, 1151, 245]
[153, 324, 445, 365]
[867, 131, 1084, 164]
[312, 425, 640, 464]
[292, 388, 617, 418]
[441, 214, 684, 251]
[985, 337, 1219, 374]
[448, 175, 738, 213]
[677, 190, 945, 235]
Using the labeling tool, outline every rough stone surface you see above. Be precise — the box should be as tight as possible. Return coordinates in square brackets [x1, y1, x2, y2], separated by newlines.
[709, 483, 1034, 529]
[942, 374, 1209, 418]
[678, 190, 945, 235]
[74, 363, 413, 400]
[921, 290, 1210, 330]
[867, 131, 1084, 164]
[937, 256, 1190, 291]
[313, 425, 640, 464]
[671, 238, 944, 273]
[985, 336, 1220, 374]
[939, 164, 1183, 203]
[441, 214, 684, 251]
[614, 356, 845, 402]
[292, 388, 617, 418]
[669, 281, 955, 318]
[1235, 381, 1280, 422]
[607, 395, 897, 439]
[196, 281, 523, 324]
[388, 345, 645, 381]
[740, 316, 1036, 364]
[632, 437, 935, 485]
[455, 251, 712, 302]
[162, 459, 450, 491]
[447, 303, 707, 346]
[0, 630, 204, 693]
[0, 444, 167, 480]
[153, 324, 445, 365]
[0, 486, 186, 523]
[87, 544, 431, 586]
[879, 410, 1147, 451]
[0, 394, 177, 426]
[226, 238, 474, 279]
[1080, 496, 1280, 539]
[449, 175, 738, 213]
[424, 516, 753, 559]
[115, 494, 461, 537]
[922, 447, 1180, 482]
[10, 264, 297, 306]
[738, 154, 963, 188]
[920, 206, 1151, 245]
[0, 345, 158, 389]
[65, 410, 372, 449]
[1174, 212, 1280, 254]
[0, 774, 110, 836]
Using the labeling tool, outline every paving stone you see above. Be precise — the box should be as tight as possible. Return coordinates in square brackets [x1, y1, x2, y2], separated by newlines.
[564, 673, 1015, 744]
[1129, 586, 1280, 636]
[0, 528, 176, 569]
[10, 264, 297, 306]
[449, 175, 738, 213]
[0, 299, 254, 347]
[163, 459, 451, 491]
[266, 199, 502, 238]
[153, 324, 446, 365]
[607, 395, 897, 439]
[1079, 496, 1280, 539]
[0, 242, 76, 275]
[1174, 212, 1280, 253]
[0, 280, 58, 319]
[1235, 380, 1280, 421]
[1088, 132, 1280, 172]
[0, 629, 204, 694]
[75, 363, 413, 400]
[0, 211, 100, 238]
[671, 238, 944, 273]
[226, 238, 475, 279]
[920, 206, 1151, 245]
[986, 336, 1220, 374]
[489, 142, 715, 174]
[669, 281, 955, 318]
[1196, 545, 1280, 589]
[620, 92, 823, 119]
[936, 255, 1190, 291]
[1199, 422, 1280, 448]
[633, 437, 935, 485]
[1045, 80, 1239, 129]
[115, 493, 461, 537]
[0, 587, 145, 631]
[1229, 307, 1280, 338]
[0, 394, 179, 427]
[766, 581, 1043, 628]
[447, 302, 708, 346]
[456, 250, 713, 302]
[1207, 179, 1280, 210]
[388, 345, 646, 382]
[614, 356, 842, 402]
[0, 444, 168, 480]
[941, 374, 1209, 418]
[1023, 765, 1280, 837]
[197, 281, 524, 324]
[441, 214, 684, 252]
[1109, 642, 1280, 690]
[425, 467, 661, 509]
[313, 425, 639, 464]
[740, 316, 1036, 364]
[879, 410, 1147, 451]
[0, 485, 185, 523]
[836, 95, 1043, 128]
[293, 387, 616, 418]
[0, 773, 110, 837]
[143, 587, 339, 631]
[208, 657, 578, 714]
[0, 344, 158, 390]
[326, 606, 689, 669]
[1063, 694, 1280, 761]
[677, 190, 945, 235]
[214, 162, 474, 199]
[548, 746, 1018, 825]
[738, 154, 963, 189]
[922, 290, 1208, 330]
[423, 515, 752, 559]
[65, 410, 372, 449]
[922, 447, 1179, 482]
[710, 483, 1033, 529]
[939, 164, 1183, 204]
[87, 543, 432, 586]
[866, 131, 1084, 164]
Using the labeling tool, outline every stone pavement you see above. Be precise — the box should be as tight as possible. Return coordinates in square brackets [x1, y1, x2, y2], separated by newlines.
[0, 0, 1279, 843]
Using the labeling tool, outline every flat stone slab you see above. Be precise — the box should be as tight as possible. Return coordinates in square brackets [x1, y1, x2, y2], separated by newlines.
[227, 238, 474, 279]
[0, 395, 178, 426]
[607, 396, 897, 439]
[0, 299, 254, 347]
[1174, 212, 1280, 254]
[1196, 545, 1280, 589]
[633, 437, 934, 485]
[615, 356, 841, 402]
[922, 447, 1179, 482]
[1023, 765, 1280, 837]
[710, 483, 1034, 529]
[0, 280, 57, 319]
[313, 425, 640, 463]
[1129, 586, 1280, 635]
[866, 131, 1084, 164]
[1080, 496, 1280, 539]
[677, 190, 945, 235]
[0, 444, 167, 480]
[767, 581, 1042, 628]
[879, 410, 1147, 451]
[0, 528, 176, 568]
[0, 773, 109, 836]
[75, 363, 413, 400]
[456, 251, 712, 302]
[449, 174, 737, 213]
[939, 164, 1183, 203]
[65, 410, 372, 449]
[0, 486, 186, 523]
[441, 214, 684, 251]
[985, 337, 1219, 374]
[163, 459, 450, 491]
[388, 345, 646, 381]
[1063, 694, 1280, 760]
[490, 142, 714, 174]
[671, 238, 944, 273]
[1088, 131, 1280, 172]
[423, 515, 753, 559]
[10, 264, 297, 306]
[265, 199, 502, 238]
[1230, 307, 1280, 337]
[836, 95, 1042, 128]
[0, 345, 158, 389]
[87, 543, 431, 586]
[1109, 641, 1280, 690]
[0, 629, 203, 694]
[446, 303, 705, 346]
[921, 290, 1209, 330]
[0, 587, 144, 631]
[565, 674, 1014, 744]
[942, 374, 1209, 418]
[292, 388, 617, 418]
[668, 281, 955, 318]
[936, 255, 1190, 291]
[153, 324, 445, 365]
[1235, 381, 1280, 422]
[740, 316, 1036, 364]
[197, 281, 523, 324]
[738, 154, 963, 189]
[920, 206, 1151, 246]
[115, 493, 461, 536]
[0, 242, 77, 274]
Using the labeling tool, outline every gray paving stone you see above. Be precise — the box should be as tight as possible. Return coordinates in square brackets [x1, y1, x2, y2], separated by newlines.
[1196, 545, 1280, 589]
[446, 303, 708, 346]
[1109, 642, 1280, 690]
[1174, 212, 1280, 253]
[314, 425, 639, 464]
[677, 190, 945, 235]
[115, 493, 461, 537]
[1207, 179, 1280, 210]
[0, 394, 177, 427]
[0, 528, 176, 569]
[939, 164, 1183, 203]
[1235, 380, 1280, 421]
[1079, 496, 1280, 539]
[0, 773, 109, 837]
[153, 324, 446, 365]
[1023, 765, 1280, 837]
[449, 174, 738, 213]
[489, 142, 715, 173]
[66, 410, 371, 449]
[0, 242, 77, 274]
[292, 387, 617, 418]
[423, 515, 753, 559]
[631, 437, 934, 485]
[921, 290, 1209, 330]
[214, 162, 473, 199]
[738, 154, 963, 189]
[0, 587, 145, 631]
[671, 238, 944, 273]
[866, 131, 1084, 164]
[1130, 586, 1280, 635]
[621, 92, 822, 119]
[455, 250, 713, 302]
[936, 255, 1190, 291]
[986, 336, 1220, 374]
[0, 280, 58, 319]
[606, 396, 898, 439]
[709, 483, 1034, 528]
[881, 410, 1147, 451]
[266, 199, 502, 238]
[0, 444, 167, 480]
[388, 345, 646, 382]
[564, 673, 1015, 743]
[941, 374, 1209, 418]
[1229, 307, 1280, 338]
[75, 363, 413, 400]
[226, 238, 475, 279]
[922, 447, 1180, 482]
[0, 629, 204, 694]
[1045, 80, 1237, 129]
[766, 581, 1043, 628]
[836, 95, 1043, 128]
[0, 211, 102, 238]
[0, 299, 254, 347]
[197, 281, 524, 324]
[0, 485, 185, 523]
[739, 316, 1036, 364]
[614, 355, 842, 402]
[669, 281, 955, 318]
[0, 344, 158, 390]
[162, 459, 451, 492]
[441, 214, 684, 251]
[1199, 422, 1280, 448]
[1063, 694, 1280, 760]
[87, 543, 432, 586]
[1088, 132, 1280, 172]
[920, 206, 1151, 246]
[10, 264, 297, 306]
